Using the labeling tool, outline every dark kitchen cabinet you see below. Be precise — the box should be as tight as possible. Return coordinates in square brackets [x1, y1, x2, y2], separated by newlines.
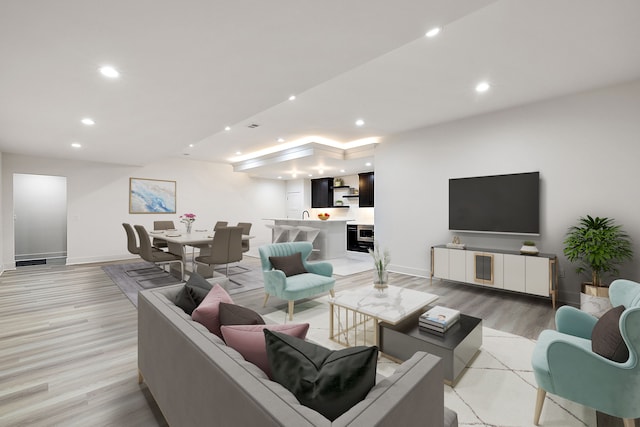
[311, 178, 334, 208]
[358, 172, 374, 207]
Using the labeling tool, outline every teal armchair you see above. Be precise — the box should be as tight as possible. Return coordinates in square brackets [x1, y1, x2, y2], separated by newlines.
[532, 279, 640, 426]
[259, 242, 335, 320]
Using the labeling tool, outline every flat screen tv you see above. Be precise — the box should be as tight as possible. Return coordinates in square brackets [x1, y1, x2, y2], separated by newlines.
[449, 172, 540, 235]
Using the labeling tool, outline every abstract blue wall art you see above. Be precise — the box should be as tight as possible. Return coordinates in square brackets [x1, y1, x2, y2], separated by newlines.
[129, 178, 176, 214]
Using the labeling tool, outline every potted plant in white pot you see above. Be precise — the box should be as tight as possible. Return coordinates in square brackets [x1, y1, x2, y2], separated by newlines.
[563, 215, 633, 316]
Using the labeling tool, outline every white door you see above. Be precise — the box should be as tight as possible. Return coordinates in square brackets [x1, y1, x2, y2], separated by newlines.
[13, 174, 67, 265]
[286, 191, 302, 219]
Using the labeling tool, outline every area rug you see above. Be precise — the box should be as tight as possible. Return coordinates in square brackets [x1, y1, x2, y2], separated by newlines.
[102, 262, 182, 306]
[263, 295, 596, 427]
[103, 261, 266, 307]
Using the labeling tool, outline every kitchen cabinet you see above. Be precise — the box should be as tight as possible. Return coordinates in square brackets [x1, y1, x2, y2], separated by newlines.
[358, 172, 374, 207]
[311, 178, 333, 208]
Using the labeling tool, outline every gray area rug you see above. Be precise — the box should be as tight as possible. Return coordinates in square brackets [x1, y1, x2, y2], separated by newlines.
[102, 262, 182, 306]
[103, 260, 265, 307]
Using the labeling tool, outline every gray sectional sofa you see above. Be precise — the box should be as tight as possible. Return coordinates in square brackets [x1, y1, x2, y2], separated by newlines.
[138, 283, 458, 426]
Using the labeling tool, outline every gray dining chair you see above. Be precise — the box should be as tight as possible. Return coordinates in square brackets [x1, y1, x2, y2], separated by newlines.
[214, 221, 228, 231]
[194, 226, 243, 280]
[236, 222, 252, 253]
[153, 220, 175, 250]
[134, 225, 184, 280]
[122, 223, 166, 275]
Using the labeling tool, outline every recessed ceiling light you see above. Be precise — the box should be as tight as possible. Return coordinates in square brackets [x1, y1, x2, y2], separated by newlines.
[278, 176, 283, 179]
[81, 118, 95, 126]
[319, 170, 324, 174]
[289, 95, 296, 101]
[340, 169, 346, 173]
[365, 162, 372, 167]
[235, 151, 242, 155]
[99, 65, 119, 78]
[308, 174, 313, 177]
[277, 138, 285, 143]
[225, 126, 231, 131]
[425, 27, 441, 38]
[292, 173, 297, 178]
[475, 81, 491, 93]
[188, 144, 194, 148]
[355, 119, 365, 127]
[71, 142, 82, 148]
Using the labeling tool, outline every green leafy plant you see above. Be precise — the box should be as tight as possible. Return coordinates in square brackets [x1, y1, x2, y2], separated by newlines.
[563, 215, 633, 287]
[523, 240, 536, 246]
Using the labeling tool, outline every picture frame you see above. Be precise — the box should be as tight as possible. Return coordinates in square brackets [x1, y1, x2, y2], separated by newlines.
[129, 177, 176, 214]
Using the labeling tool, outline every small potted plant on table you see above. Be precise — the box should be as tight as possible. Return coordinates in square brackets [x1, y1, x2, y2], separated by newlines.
[369, 242, 390, 295]
[563, 215, 633, 316]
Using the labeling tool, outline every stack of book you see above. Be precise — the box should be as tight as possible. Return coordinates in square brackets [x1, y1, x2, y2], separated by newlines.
[419, 306, 461, 335]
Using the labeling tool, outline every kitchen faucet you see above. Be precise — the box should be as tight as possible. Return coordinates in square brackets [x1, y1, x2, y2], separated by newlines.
[302, 210, 310, 219]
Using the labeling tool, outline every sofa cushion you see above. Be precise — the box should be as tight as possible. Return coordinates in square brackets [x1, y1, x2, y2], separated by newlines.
[191, 284, 234, 337]
[219, 302, 265, 327]
[269, 252, 307, 277]
[264, 329, 378, 421]
[221, 323, 309, 378]
[175, 284, 210, 315]
[591, 305, 629, 362]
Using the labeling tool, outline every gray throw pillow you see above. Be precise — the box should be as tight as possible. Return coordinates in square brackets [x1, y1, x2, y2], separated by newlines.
[264, 329, 377, 421]
[175, 284, 209, 315]
[591, 305, 629, 362]
[269, 252, 307, 277]
[186, 271, 213, 290]
[219, 302, 265, 327]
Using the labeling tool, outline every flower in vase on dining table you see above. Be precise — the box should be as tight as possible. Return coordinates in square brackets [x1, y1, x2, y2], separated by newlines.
[180, 213, 196, 233]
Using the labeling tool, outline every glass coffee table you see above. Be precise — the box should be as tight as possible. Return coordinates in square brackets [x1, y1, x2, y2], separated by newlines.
[329, 285, 438, 348]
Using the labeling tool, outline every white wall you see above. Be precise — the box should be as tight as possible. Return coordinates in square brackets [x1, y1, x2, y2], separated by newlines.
[376, 79, 640, 304]
[1, 154, 286, 268]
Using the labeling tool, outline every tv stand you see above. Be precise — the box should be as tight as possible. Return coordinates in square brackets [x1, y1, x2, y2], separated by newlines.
[430, 245, 557, 308]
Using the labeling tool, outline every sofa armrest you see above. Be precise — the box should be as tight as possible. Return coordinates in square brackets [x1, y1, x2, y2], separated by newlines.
[555, 305, 597, 339]
[263, 269, 287, 295]
[304, 261, 333, 277]
[333, 352, 445, 427]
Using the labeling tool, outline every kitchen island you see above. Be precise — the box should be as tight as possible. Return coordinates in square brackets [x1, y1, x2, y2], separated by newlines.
[264, 218, 352, 260]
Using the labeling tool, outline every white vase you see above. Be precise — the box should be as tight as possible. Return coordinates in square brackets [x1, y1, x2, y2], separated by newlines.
[580, 292, 612, 318]
[520, 245, 539, 255]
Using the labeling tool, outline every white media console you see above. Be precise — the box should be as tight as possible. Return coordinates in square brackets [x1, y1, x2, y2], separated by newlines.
[431, 245, 558, 308]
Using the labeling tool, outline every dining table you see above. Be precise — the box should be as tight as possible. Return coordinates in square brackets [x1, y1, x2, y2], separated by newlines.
[148, 228, 253, 279]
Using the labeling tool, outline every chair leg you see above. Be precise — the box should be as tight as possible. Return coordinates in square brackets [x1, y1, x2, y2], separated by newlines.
[288, 300, 294, 321]
[533, 388, 546, 425]
[263, 293, 270, 307]
[623, 419, 636, 427]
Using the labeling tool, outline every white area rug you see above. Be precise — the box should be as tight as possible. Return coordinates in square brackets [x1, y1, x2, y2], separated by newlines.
[263, 295, 596, 427]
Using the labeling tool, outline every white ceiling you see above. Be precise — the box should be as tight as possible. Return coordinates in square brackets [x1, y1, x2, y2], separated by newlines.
[1, 0, 640, 179]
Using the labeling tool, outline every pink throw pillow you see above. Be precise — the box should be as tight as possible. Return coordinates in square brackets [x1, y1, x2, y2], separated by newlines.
[191, 284, 234, 337]
[221, 323, 309, 378]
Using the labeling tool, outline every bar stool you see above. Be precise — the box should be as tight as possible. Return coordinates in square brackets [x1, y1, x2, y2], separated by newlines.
[296, 226, 321, 254]
[280, 225, 301, 242]
[265, 224, 288, 243]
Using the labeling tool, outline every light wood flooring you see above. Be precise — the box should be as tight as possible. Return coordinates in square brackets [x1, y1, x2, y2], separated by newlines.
[0, 256, 629, 426]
